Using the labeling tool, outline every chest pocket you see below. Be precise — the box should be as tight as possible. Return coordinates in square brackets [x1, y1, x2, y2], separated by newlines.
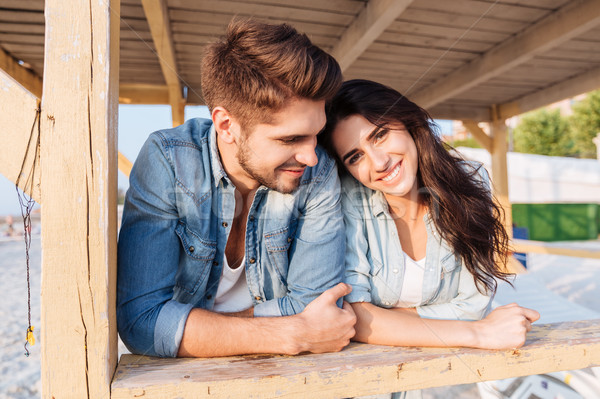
[441, 252, 460, 274]
[174, 221, 217, 295]
[264, 226, 294, 284]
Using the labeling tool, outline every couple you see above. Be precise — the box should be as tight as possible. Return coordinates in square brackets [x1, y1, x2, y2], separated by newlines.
[117, 19, 538, 363]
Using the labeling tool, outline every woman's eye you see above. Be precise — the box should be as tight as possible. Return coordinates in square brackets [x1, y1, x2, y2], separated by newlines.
[347, 153, 362, 165]
[374, 129, 389, 143]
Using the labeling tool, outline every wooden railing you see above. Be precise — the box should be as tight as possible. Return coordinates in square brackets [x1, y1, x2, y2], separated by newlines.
[111, 319, 600, 399]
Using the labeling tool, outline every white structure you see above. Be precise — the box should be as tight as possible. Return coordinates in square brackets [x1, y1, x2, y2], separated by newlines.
[456, 147, 600, 204]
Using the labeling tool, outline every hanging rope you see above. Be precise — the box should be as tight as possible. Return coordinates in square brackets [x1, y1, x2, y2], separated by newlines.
[16, 103, 41, 357]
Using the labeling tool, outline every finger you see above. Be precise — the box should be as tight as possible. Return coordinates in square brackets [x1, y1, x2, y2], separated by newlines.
[522, 308, 540, 322]
[320, 283, 352, 304]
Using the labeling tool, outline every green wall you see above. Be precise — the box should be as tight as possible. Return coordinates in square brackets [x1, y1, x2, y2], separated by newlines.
[512, 203, 600, 242]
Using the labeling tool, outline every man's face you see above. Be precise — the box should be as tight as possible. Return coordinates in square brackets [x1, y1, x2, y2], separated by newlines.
[235, 98, 326, 194]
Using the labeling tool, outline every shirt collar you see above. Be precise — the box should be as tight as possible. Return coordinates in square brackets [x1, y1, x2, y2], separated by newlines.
[209, 124, 232, 188]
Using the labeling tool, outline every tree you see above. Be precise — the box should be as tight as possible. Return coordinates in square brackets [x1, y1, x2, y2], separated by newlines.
[513, 108, 573, 157]
[570, 90, 600, 159]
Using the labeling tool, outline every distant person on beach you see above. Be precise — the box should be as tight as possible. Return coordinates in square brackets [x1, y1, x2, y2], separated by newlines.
[5, 215, 14, 237]
[117, 19, 355, 358]
[318, 80, 539, 361]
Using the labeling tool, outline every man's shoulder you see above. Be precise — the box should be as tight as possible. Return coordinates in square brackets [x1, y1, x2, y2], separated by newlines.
[149, 118, 213, 150]
[299, 145, 337, 186]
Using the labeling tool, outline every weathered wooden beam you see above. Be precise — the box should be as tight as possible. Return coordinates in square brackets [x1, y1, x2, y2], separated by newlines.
[427, 104, 491, 122]
[0, 70, 41, 201]
[512, 239, 600, 259]
[330, 0, 415, 71]
[111, 319, 600, 398]
[118, 151, 133, 178]
[490, 119, 512, 240]
[410, 0, 600, 109]
[462, 120, 493, 152]
[498, 66, 600, 120]
[141, 0, 186, 126]
[119, 83, 169, 104]
[40, 0, 119, 397]
[0, 46, 43, 98]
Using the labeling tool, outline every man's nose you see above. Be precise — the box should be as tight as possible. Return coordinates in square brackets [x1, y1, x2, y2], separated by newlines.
[296, 140, 318, 167]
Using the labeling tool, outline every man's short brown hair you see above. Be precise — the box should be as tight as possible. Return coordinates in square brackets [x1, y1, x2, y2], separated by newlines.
[201, 18, 342, 127]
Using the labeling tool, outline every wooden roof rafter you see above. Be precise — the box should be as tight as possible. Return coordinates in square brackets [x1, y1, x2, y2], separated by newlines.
[330, 0, 416, 72]
[141, 0, 185, 125]
[410, 0, 600, 109]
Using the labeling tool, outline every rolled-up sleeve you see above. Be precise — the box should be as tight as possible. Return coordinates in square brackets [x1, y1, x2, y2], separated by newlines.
[117, 133, 191, 357]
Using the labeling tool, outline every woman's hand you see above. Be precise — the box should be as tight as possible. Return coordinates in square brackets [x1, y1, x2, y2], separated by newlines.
[473, 303, 540, 350]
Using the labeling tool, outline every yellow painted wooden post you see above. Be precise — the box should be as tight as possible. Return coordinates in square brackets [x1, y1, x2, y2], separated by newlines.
[40, 0, 120, 397]
[490, 118, 512, 240]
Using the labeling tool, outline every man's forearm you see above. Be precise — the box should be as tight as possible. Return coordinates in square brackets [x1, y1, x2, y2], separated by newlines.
[177, 283, 356, 358]
[177, 308, 302, 357]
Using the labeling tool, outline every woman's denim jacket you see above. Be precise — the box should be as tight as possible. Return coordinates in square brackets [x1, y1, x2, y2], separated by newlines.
[117, 118, 345, 357]
[341, 163, 493, 321]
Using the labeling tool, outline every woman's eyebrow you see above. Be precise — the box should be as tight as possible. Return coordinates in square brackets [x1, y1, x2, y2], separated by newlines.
[342, 148, 358, 163]
[366, 126, 384, 142]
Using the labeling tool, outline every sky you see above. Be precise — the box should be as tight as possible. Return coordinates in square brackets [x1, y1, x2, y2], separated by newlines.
[0, 105, 452, 216]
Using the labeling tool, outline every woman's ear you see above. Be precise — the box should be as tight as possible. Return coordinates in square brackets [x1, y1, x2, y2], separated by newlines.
[212, 106, 239, 144]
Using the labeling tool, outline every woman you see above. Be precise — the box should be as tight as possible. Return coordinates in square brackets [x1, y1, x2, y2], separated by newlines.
[318, 79, 539, 353]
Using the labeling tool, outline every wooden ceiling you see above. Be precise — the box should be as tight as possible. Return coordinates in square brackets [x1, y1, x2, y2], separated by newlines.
[1, 0, 600, 121]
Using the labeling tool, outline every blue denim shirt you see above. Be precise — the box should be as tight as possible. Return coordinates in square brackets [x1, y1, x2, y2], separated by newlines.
[341, 163, 493, 321]
[117, 118, 345, 357]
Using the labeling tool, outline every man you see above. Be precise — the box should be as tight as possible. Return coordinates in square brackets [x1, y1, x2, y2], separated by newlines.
[117, 18, 356, 358]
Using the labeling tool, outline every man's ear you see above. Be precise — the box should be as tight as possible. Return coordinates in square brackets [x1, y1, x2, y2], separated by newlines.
[212, 106, 239, 145]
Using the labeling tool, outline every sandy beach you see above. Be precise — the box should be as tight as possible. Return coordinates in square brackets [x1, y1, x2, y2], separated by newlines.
[1, 236, 598, 398]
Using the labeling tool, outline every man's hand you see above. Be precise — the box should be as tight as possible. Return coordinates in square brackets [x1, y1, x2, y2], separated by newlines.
[474, 303, 540, 350]
[288, 283, 357, 354]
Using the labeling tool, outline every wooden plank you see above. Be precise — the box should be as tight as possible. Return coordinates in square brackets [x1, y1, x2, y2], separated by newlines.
[376, 32, 492, 53]
[413, 0, 552, 22]
[119, 83, 169, 104]
[40, 0, 119, 397]
[512, 239, 600, 259]
[168, 0, 365, 15]
[498, 66, 600, 119]
[172, 20, 345, 37]
[462, 120, 493, 152]
[167, 1, 355, 26]
[410, 0, 600, 109]
[397, 8, 528, 34]
[386, 20, 510, 43]
[0, 22, 45, 34]
[0, 0, 44, 11]
[118, 151, 133, 178]
[0, 70, 41, 201]
[427, 104, 491, 122]
[490, 119, 512, 239]
[111, 319, 600, 398]
[0, 46, 42, 97]
[330, 0, 415, 71]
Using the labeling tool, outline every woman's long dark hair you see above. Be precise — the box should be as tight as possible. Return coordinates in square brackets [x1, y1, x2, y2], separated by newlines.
[319, 79, 511, 293]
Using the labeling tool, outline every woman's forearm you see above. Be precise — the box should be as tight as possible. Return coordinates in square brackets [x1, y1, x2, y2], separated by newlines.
[350, 302, 539, 349]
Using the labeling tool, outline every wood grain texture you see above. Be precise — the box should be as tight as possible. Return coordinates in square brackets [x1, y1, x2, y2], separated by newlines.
[0, 69, 41, 201]
[512, 239, 600, 259]
[112, 319, 600, 398]
[410, 0, 600, 109]
[40, 0, 120, 397]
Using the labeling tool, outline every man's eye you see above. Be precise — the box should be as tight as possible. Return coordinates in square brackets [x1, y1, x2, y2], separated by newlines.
[280, 137, 300, 144]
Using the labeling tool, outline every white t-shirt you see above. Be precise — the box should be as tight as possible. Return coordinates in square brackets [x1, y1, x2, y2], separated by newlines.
[394, 251, 426, 308]
[212, 256, 253, 313]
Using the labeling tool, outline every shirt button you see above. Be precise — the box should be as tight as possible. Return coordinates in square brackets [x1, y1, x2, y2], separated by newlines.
[287, 237, 292, 243]
[249, 215, 255, 221]
[189, 246, 195, 253]
[213, 261, 219, 266]
[255, 296, 261, 301]
[222, 222, 228, 228]
[393, 268, 398, 273]
[206, 294, 212, 300]
[249, 257, 256, 264]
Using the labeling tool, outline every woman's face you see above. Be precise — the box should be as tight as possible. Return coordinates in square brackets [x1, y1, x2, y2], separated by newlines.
[331, 114, 419, 199]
